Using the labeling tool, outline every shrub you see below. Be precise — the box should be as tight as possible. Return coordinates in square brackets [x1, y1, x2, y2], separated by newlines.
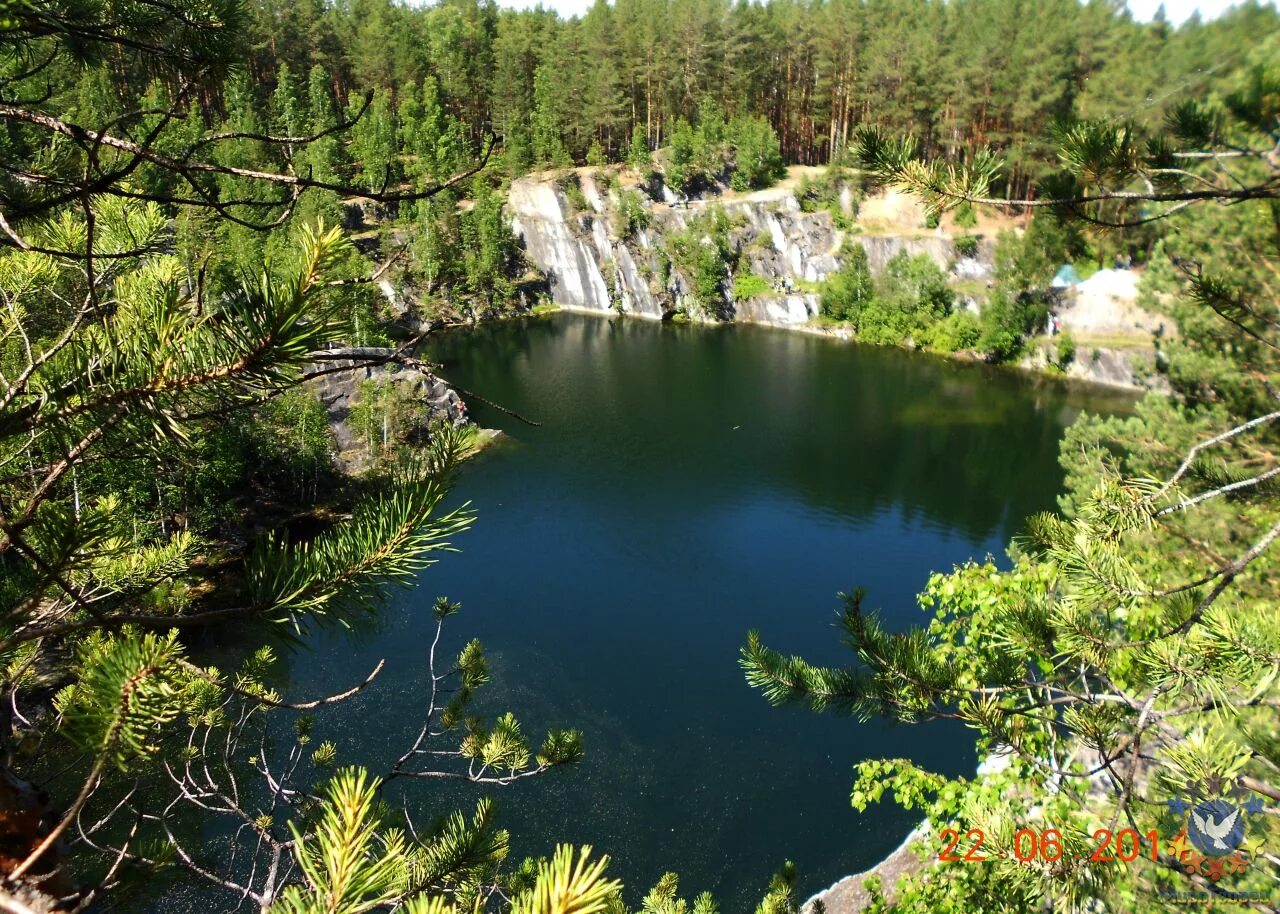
[612, 189, 649, 239]
[798, 167, 858, 230]
[820, 245, 877, 326]
[727, 115, 785, 191]
[627, 126, 651, 174]
[1056, 330, 1077, 369]
[733, 273, 774, 300]
[922, 310, 981, 353]
[955, 234, 980, 259]
[977, 291, 1050, 362]
[563, 177, 588, 212]
[666, 118, 697, 193]
[667, 207, 738, 318]
[994, 215, 1088, 291]
[665, 104, 729, 195]
[880, 251, 953, 322]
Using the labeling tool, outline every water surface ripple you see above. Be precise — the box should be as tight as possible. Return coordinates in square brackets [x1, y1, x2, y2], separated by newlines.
[290, 314, 1131, 909]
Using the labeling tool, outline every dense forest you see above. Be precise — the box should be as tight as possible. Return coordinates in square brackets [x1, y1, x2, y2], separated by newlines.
[35, 0, 1280, 322]
[54, 0, 1280, 186]
[2, 0, 1280, 913]
[234, 0, 1276, 187]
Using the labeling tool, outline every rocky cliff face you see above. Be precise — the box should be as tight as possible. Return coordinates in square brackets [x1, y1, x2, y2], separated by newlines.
[308, 357, 470, 471]
[508, 171, 992, 328]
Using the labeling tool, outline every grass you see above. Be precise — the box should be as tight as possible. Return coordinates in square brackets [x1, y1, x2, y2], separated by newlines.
[1069, 330, 1154, 350]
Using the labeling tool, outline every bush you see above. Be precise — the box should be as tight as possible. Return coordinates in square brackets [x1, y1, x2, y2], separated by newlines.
[798, 166, 859, 229]
[1056, 331, 1077, 369]
[733, 273, 774, 300]
[612, 189, 649, 239]
[821, 247, 961, 347]
[955, 234, 980, 259]
[665, 103, 728, 195]
[880, 251, 953, 322]
[627, 126, 651, 175]
[977, 291, 1050, 362]
[563, 177, 588, 212]
[921, 310, 981, 353]
[667, 206, 738, 318]
[820, 245, 877, 325]
[953, 201, 978, 229]
[995, 215, 1088, 290]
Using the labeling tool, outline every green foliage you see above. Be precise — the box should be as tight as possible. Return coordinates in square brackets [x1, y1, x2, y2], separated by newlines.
[55, 630, 183, 768]
[627, 127, 651, 175]
[665, 119, 699, 195]
[954, 235, 979, 259]
[460, 178, 522, 311]
[273, 768, 408, 914]
[1054, 331, 1077, 370]
[751, 45, 1280, 914]
[727, 116, 785, 191]
[976, 291, 1047, 362]
[611, 189, 650, 240]
[820, 245, 877, 325]
[563, 177, 588, 213]
[348, 88, 400, 193]
[732, 274, 773, 301]
[513, 846, 621, 914]
[797, 167, 857, 229]
[666, 207, 739, 319]
[533, 64, 572, 168]
[993, 218, 1082, 291]
[919, 309, 981, 354]
[821, 248, 958, 349]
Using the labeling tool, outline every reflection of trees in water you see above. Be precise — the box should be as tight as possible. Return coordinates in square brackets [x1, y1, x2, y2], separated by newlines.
[428, 314, 1131, 543]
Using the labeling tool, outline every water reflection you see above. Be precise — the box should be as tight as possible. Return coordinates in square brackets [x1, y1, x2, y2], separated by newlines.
[280, 314, 1130, 910]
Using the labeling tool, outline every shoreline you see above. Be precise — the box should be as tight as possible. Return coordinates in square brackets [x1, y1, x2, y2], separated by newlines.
[802, 751, 1015, 912]
[803, 822, 931, 914]
[529, 304, 1153, 396]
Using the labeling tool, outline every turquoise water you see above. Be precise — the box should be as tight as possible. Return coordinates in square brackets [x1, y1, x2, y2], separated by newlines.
[286, 314, 1131, 909]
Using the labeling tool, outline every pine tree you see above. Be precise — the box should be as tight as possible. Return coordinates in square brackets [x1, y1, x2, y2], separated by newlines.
[348, 87, 400, 193]
[626, 124, 651, 175]
[532, 64, 571, 169]
[746, 50, 1280, 911]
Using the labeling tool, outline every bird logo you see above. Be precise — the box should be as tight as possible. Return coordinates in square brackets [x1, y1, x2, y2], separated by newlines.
[1187, 798, 1245, 855]
[1168, 778, 1266, 858]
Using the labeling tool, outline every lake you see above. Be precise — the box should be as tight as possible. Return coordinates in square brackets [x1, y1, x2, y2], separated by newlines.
[286, 313, 1131, 910]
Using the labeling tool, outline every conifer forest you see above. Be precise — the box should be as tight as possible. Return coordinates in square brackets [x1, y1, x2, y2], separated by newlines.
[2, 0, 1280, 913]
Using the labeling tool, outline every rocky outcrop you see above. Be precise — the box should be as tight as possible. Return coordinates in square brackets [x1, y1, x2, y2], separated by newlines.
[509, 179, 624, 315]
[1021, 343, 1165, 392]
[507, 171, 993, 328]
[506, 168, 1159, 393]
[307, 355, 469, 470]
[803, 824, 931, 914]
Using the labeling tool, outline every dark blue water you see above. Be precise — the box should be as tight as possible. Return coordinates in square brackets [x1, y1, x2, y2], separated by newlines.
[286, 314, 1130, 909]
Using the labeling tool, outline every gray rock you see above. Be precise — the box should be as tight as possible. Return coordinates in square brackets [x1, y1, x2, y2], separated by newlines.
[307, 358, 469, 471]
[506, 173, 995, 328]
